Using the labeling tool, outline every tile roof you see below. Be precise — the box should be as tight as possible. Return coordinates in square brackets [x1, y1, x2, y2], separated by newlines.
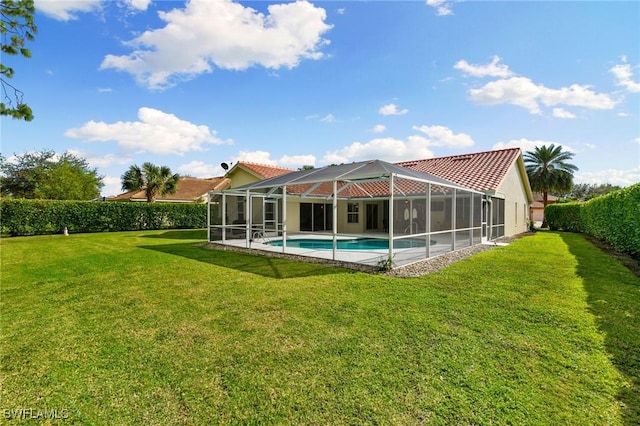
[397, 148, 522, 192]
[237, 161, 294, 179]
[227, 149, 529, 199]
[109, 176, 229, 202]
[533, 192, 558, 202]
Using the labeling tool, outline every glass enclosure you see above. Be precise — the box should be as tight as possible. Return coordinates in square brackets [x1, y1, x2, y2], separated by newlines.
[208, 161, 504, 268]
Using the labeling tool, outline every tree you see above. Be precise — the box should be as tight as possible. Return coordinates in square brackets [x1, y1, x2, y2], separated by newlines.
[562, 183, 622, 201]
[1, 0, 36, 121]
[0, 149, 104, 199]
[524, 144, 578, 228]
[121, 162, 180, 202]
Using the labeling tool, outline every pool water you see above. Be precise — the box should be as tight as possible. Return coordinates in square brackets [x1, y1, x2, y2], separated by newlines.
[268, 238, 434, 250]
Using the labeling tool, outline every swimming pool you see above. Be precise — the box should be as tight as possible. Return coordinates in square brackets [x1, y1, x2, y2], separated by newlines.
[267, 238, 434, 250]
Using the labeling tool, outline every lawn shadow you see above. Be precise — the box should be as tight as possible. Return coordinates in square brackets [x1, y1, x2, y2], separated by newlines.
[559, 232, 640, 425]
[140, 229, 208, 240]
[139, 242, 351, 279]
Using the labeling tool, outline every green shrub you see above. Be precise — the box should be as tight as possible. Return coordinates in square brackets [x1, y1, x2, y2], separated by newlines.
[545, 202, 583, 232]
[581, 183, 640, 257]
[0, 199, 211, 236]
[545, 183, 639, 257]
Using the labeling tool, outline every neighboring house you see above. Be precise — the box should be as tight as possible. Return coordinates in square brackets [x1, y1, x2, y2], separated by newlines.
[109, 176, 230, 203]
[529, 193, 558, 223]
[209, 148, 533, 269]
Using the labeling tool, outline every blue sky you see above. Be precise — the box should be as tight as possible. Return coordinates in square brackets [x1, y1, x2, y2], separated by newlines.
[2, 0, 639, 196]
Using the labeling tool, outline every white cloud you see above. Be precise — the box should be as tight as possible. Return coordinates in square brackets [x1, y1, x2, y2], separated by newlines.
[232, 151, 315, 168]
[412, 125, 474, 148]
[336, 8, 346, 15]
[322, 136, 435, 164]
[454, 55, 513, 78]
[102, 175, 123, 197]
[379, 103, 408, 116]
[552, 108, 576, 119]
[492, 138, 576, 154]
[65, 107, 232, 155]
[575, 167, 640, 187]
[371, 124, 386, 134]
[610, 63, 640, 93]
[35, 0, 101, 21]
[279, 154, 316, 167]
[234, 150, 276, 165]
[127, 0, 151, 11]
[426, 0, 453, 16]
[178, 160, 222, 178]
[469, 77, 616, 115]
[100, 0, 332, 90]
[66, 149, 133, 169]
[321, 114, 336, 123]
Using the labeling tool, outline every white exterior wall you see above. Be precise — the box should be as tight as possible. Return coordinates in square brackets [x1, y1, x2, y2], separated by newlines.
[498, 164, 530, 237]
[286, 198, 301, 233]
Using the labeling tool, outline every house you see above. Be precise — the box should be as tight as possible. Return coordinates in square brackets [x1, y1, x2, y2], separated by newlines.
[222, 161, 295, 188]
[208, 148, 533, 269]
[529, 193, 558, 224]
[109, 176, 229, 203]
[398, 148, 533, 238]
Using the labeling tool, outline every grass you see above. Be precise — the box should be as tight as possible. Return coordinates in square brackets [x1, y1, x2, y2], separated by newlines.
[1, 229, 638, 425]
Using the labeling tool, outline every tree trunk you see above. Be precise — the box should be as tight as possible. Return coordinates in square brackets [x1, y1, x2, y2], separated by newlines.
[541, 190, 549, 228]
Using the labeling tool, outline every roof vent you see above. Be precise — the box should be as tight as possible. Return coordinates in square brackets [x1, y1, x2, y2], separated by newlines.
[453, 155, 473, 161]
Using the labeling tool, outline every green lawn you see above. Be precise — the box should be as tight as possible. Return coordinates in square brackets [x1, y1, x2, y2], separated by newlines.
[1, 230, 638, 425]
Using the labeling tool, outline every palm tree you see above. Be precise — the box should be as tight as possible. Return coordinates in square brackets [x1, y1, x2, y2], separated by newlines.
[121, 162, 180, 202]
[524, 144, 578, 228]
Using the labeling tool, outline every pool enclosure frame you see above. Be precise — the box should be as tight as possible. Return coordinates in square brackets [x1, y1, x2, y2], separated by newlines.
[208, 160, 505, 268]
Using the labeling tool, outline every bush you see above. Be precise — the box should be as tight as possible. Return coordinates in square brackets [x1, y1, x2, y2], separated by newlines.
[545, 202, 583, 232]
[0, 199, 210, 236]
[581, 183, 640, 257]
[544, 183, 639, 257]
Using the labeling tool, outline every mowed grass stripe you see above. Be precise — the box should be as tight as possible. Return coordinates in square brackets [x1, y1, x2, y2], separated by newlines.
[1, 230, 637, 424]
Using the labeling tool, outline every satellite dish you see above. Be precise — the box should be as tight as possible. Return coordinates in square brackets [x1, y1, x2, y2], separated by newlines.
[221, 162, 229, 171]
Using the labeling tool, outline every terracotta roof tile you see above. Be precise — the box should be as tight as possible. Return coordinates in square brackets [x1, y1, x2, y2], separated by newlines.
[238, 161, 294, 179]
[109, 176, 229, 202]
[397, 148, 522, 192]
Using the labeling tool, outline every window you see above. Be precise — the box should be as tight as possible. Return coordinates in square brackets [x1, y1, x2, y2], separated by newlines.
[347, 203, 359, 223]
[237, 198, 245, 221]
[300, 203, 333, 231]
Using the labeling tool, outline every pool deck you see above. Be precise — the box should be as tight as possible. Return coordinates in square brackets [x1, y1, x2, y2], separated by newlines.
[213, 232, 475, 268]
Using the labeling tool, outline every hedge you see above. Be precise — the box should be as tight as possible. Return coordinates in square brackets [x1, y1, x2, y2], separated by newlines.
[545, 183, 640, 257]
[0, 199, 211, 236]
[545, 202, 583, 233]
